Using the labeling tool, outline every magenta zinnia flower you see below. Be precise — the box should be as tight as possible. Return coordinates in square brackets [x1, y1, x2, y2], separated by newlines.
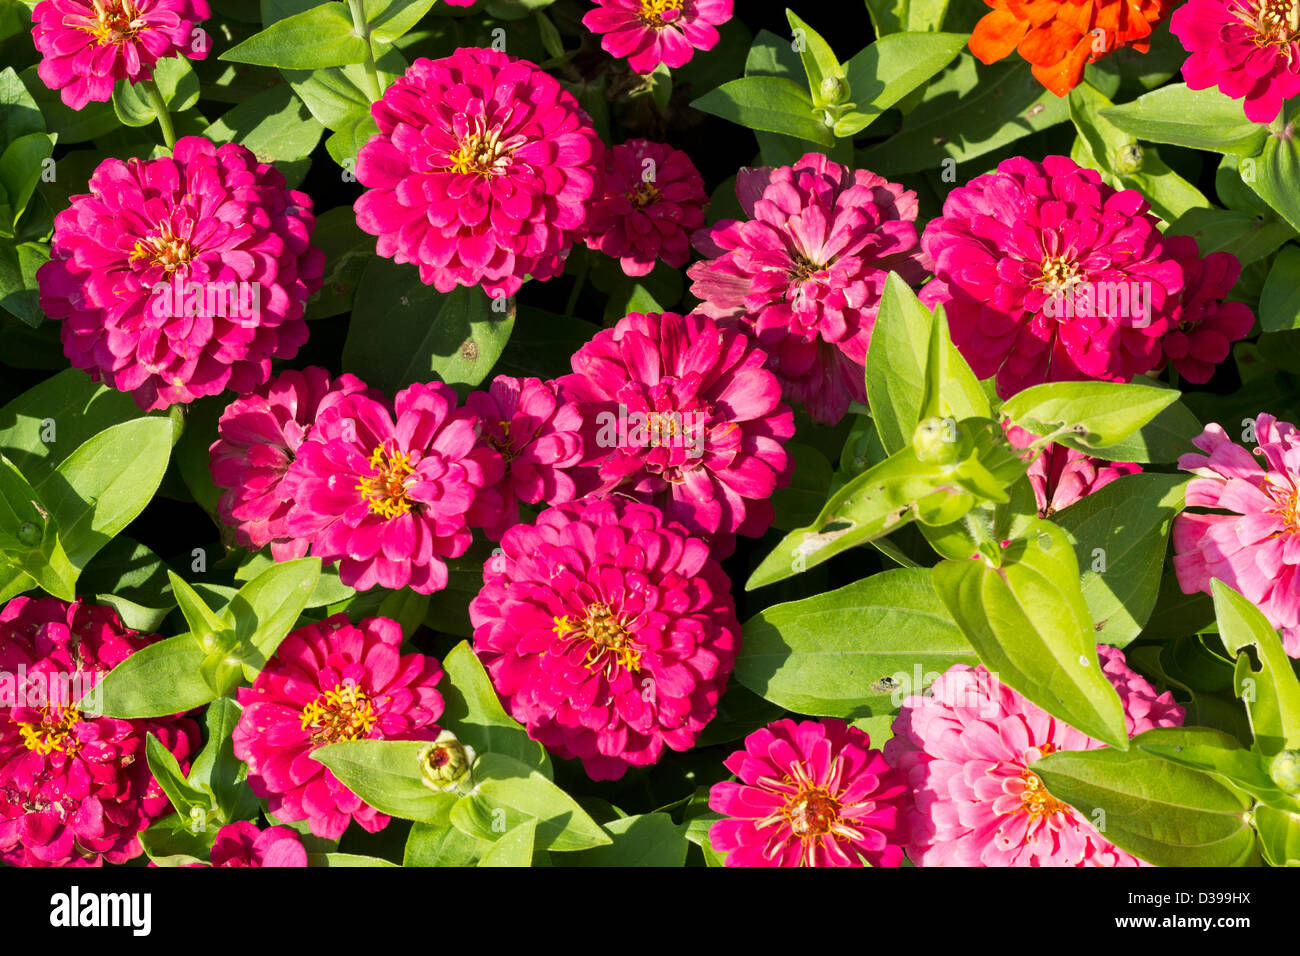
[559, 311, 795, 542]
[284, 382, 505, 593]
[1158, 235, 1254, 385]
[920, 155, 1184, 399]
[1173, 414, 1300, 656]
[708, 719, 908, 867]
[37, 137, 324, 411]
[233, 614, 444, 840]
[464, 376, 585, 540]
[689, 153, 926, 424]
[582, 0, 734, 73]
[469, 498, 740, 781]
[208, 821, 307, 867]
[0, 597, 199, 867]
[884, 646, 1184, 865]
[1172, 0, 1300, 124]
[354, 48, 603, 298]
[32, 0, 211, 110]
[584, 138, 708, 277]
[210, 366, 375, 561]
[1006, 425, 1141, 516]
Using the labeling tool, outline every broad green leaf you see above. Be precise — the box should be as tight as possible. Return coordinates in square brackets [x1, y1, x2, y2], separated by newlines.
[438, 641, 551, 775]
[1083, 398, 1202, 463]
[836, 31, 966, 137]
[0, 454, 76, 600]
[311, 739, 459, 824]
[363, 0, 436, 42]
[304, 205, 374, 319]
[932, 521, 1130, 749]
[86, 632, 214, 719]
[18, 66, 117, 144]
[1211, 580, 1300, 755]
[111, 56, 200, 127]
[188, 696, 260, 824]
[228, 557, 321, 674]
[0, 132, 54, 227]
[865, 273, 931, 455]
[403, 821, 492, 867]
[1000, 380, 1180, 451]
[0, 67, 43, 151]
[167, 570, 228, 648]
[1034, 744, 1259, 866]
[691, 76, 835, 147]
[865, 0, 951, 34]
[786, 11, 843, 109]
[1255, 804, 1300, 866]
[1135, 726, 1300, 813]
[221, 2, 370, 69]
[1165, 207, 1296, 265]
[0, 240, 48, 327]
[1260, 244, 1300, 332]
[1100, 84, 1270, 156]
[307, 852, 399, 867]
[138, 812, 214, 864]
[204, 83, 323, 187]
[566, 813, 688, 867]
[476, 819, 536, 867]
[736, 568, 976, 717]
[76, 537, 174, 631]
[1249, 108, 1300, 232]
[145, 732, 212, 822]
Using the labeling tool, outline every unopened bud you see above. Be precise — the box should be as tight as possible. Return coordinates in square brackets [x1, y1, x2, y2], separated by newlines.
[1114, 143, 1143, 174]
[418, 730, 476, 793]
[913, 417, 962, 465]
[16, 521, 41, 547]
[1270, 750, 1300, 794]
[819, 75, 847, 105]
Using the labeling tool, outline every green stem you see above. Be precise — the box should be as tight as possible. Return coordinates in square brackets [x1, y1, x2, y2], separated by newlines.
[141, 80, 175, 150]
[565, 254, 590, 317]
[347, 0, 382, 102]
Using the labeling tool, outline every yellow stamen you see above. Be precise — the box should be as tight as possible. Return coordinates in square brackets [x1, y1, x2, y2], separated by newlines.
[628, 181, 660, 208]
[299, 683, 376, 744]
[552, 602, 642, 674]
[638, 0, 684, 26]
[16, 706, 83, 756]
[1019, 743, 1068, 820]
[80, 0, 148, 45]
[355, 445, 415, 520]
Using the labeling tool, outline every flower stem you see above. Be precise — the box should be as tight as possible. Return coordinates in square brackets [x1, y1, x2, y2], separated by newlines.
[347, 0, 382, 102]
[565, 254, 590, 317]
[142, 80, 176, 150]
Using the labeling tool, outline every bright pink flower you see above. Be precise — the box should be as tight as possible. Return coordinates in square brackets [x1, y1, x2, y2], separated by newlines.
[233, 614, 444, 840]
[884, 646, 1184, 865]
[209, 821, 307, 867]
[689, 153, 926, 424]
[465, 376, 585, 540]
[1159, 235, 1255, 384]
[920, 155, 1184, 399]
[1172, 0, 1300, 124]
[469, 498, 740, 781]
[1006, 424, 1141, 516]
[708, 719, 908, 867]
[284, 382, 505, 594]
[582, 0, 734, 73]
[32, 0, 210, 111]
[37, 137, 324, 411]
[354, 48, 603, 298]
[0, 598, 199, 867]
[559, 311, 794, 542]
[1173, 414, 1300, 656]
[584, 139, 708, 277]
[210, 366, 375, 561]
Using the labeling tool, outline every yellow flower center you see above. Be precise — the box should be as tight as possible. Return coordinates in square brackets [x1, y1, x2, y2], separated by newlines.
[355, 445, 415, 520]
[552, 602, 642, 674]
[82, 0, 148, 45]
[130, 224, 195, 274]
[299, 683, 376, 744]
[1267, 478, 1300, 532]
[785, 785, 843, 839]
[1241, 0, 1300, 45]
[628, 181, 660, 208]
[1036, 255, 1084, 297]
[447, 128, 516, 177]
[1019, 743, 1068, 820]
[638, 0, 685, 26]
[16, 705, 83, 756]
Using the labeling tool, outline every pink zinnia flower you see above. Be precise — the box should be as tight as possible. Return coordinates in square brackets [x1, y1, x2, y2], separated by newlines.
[37, 136, 324, 411]
[0, 597, 199, 867]
[1159, 235, 1255, 385]
[464, 376, 585, 540]
[884, 646, 1185, 865]
[708, 719, 908, 867]
[233, 614, 444, 840]
[354, 48, 603, 298]
[32, 0, 211, 111]
[1006, 424, 1141, 516]
[559, 311, 795, 542]
[689, 153, 926, 425]
[1172, 0, 1300, 124]
[920, 155, 1184, 399]
[210, 366, 375, 561]
[469, 498, 740, 781]
[283, 382, 505, 594]
[1173, 414, 1300, 656]
[582, 0, 734, 73]
[584, 138, 708, 277]
[209, 821, 307, 867]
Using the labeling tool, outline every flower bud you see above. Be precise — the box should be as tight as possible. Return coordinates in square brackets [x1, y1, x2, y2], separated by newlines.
[1270, 750, 1300, 794]
[1114, 143, 1143, 174]
[16, 521, 41, 547]
[913, 417, 962, 465]
[418, 730, 476, 793]
[819, 75, 848, 105]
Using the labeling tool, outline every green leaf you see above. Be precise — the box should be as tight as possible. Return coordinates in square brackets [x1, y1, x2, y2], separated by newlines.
[1083, 398, 1202, 463]
[1135, 726, 1300, 813]
[0, 453, 76, 600]
[363, 0, 436, 43]
[76, 536, 174, 631]
[228, 557, 321, 674]
[1099, 84, 1270, 156]
[1255, 804, 1300, 866]
[438, 641, 551, 774]
[691, 76, 834, 147]
[111, 57, 200, 126]
[204, 83, 324, 187]
[145, 732, 212, 822]
[453, 753, 609, 852]
[403, 821, 492, 866]
[1260, 244, 1300, 332]
[1000, 380, 1180, 451]
[736, 568, 975, 717]
[168, 570, 228, 648]
[221, 2, 371, 69]
[311, 739, 459, 823]
[0, 67, 43, 152]
[0, 133, 54, 227]
[1165, 206, 1296, 265]
[1054, 474, 1189, 646]
[1034, 743, 1259, 866]
[476, 818, 536, 867]
[0, 241, 49, 327]
[836, 31, 966, 137]
[1211, 580, 1300, 756]
[1251, 124, 1300, 233]
[566, 813, 688, 867]
[931, 520, 1131, 749]
[18, 67, 117, 144]
[86, 632, 214, 719]
[343, 259, 515, 393]
[188, 696, 260, 824]
[866, 0, 952, 33]
[786, 11, 843, 107]
[307, 852, 399, 867]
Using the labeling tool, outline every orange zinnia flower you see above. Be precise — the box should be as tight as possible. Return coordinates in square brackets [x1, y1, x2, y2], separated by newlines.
[969, 0, 1170, 97]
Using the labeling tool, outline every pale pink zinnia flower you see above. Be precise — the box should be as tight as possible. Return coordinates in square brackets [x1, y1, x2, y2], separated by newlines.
[1006, 424, 1141, 516]
[1159, 235, 1254, 385]
[354, 48, 603, 298]
[37, 137, 324, 411]
[689, 153, 926, 425]
[283, 382, 506, 594]
[208, 821, 307, 867]
[921, 155, 1184, 399]
[210, 366, 376, 561]
[469, 498, 740, 781]
[884, 646, 1185, 866]
[584, 138, 709, 277]
[559, 311, 795, 543]
[1171, 0, 1300, 124]
[1173, 414, 1300, 656]
[32, 0, 211, 111]
[582, 0, 734, 74]
[708, 719, 908, 867]
[0, 597, 199, 867]
[233, 614, 444, 840]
